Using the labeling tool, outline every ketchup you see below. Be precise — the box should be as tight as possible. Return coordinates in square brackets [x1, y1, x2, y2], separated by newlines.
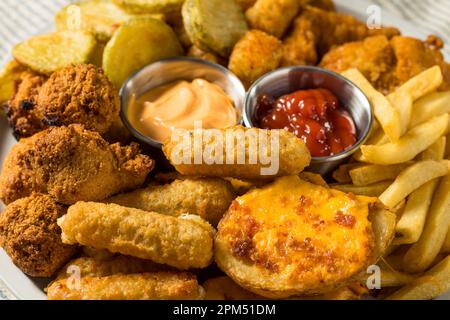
[256, 88, 357, 157]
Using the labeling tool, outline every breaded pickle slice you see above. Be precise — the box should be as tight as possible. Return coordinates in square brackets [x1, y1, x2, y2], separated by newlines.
[13, 31, 99, 75]
[182, 0, 248, 57]
[102, 17, 183, 88]
[56, 0, 163, 42]
[0, 60, 28, 105]
[113, 0, 185, 14]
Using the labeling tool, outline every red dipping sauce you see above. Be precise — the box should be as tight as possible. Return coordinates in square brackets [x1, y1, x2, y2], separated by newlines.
[256, 88, 357, 157]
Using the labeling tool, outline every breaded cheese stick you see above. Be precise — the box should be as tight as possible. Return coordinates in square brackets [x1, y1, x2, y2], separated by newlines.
[56, 256, 166, 280]
[47, 272, 204, 300]
[106, 178, 235, 226]
[58, 202, 215, 269]
[162, 126, 311, 179]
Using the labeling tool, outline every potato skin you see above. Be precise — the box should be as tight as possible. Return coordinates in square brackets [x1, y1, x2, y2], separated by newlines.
[228, 30, 282, 88]
[245, 0, 300, 38]
[215, 176, 376, 298]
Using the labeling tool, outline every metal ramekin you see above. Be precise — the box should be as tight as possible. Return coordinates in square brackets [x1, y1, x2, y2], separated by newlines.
[244, 66, 373, 176]
[120, 57, 246, 148]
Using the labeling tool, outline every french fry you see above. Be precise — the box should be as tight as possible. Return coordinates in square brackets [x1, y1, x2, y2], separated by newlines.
[349, 163, 413, 186]
[356, 264, 416, 287]
[387, 90, 413, 136]
[441, 229, 450, 254]
[409, 92, 450, 128]
[446, 134, 450, 158]
[379, 160, 449, 209]
[368, 208, 397, 258]
[330, 181, 392, 197]
[352, 128, 389, 162]
[393, 66, 443, 102]
[332, 163, 363, 183]
[387, 255, 450, 300]
[360, 114, 449, 165]
[342, 69, 402, 142]
[403, 175, 450, 273]
[299, 172, 328, 187]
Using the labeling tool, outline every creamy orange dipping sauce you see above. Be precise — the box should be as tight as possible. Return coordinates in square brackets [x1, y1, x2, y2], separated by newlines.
[128, 79, 238, 142]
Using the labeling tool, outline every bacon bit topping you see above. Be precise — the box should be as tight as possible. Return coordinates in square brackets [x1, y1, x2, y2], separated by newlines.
[232, 239, 253, 257]
[334, 210, 356, 228]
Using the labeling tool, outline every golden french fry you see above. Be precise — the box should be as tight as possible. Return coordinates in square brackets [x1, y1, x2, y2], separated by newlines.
[360, 114, 449, 165]
[387, 255, 450, 300]
[342, 69, 401, 142]
[409, 92, 450, 128]
[349, 163, 413, 186]
[332, 163, 364, 183]
[299, 172, 328, 187]
[441, 228, 450, 254]
[368, 208, 397, 258]
[402, 175, 450, 273]
[387, 90, 413, 136]
[330, 181, 392, 197]
[356, 264, 416, 287]
[392, 66, 443, 102]
[353, 128, 389, 162]
[446, 134, 450, 158]
[419, 136, 447, 161]
[379, 160, 449, 209]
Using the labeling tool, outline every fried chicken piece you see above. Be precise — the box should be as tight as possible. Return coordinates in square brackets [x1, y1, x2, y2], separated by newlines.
[281, 6, 400, 66]
[106, 178, 236, 226]
[5, 64, 120, 139]
[320, 35, 450, 94]
[0, 194, 77, 277]
[228, 30, 283, 88]
[58, 202, 215, 269]
[5, 70, 47, 139]
[0, 124, 154, 205]
[47, 272, 204, 300]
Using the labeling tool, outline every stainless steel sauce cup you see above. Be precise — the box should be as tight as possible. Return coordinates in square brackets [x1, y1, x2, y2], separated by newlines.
[120, 57, 246, 148]
[244, 66, 373, 176]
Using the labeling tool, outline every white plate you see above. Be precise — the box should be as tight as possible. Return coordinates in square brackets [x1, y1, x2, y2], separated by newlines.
[0, 0, 449, 300]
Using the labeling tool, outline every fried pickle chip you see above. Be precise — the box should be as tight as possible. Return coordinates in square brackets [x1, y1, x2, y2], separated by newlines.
[113, 0, 185, 14]
[182, 0, 248, 57]
[228, 30, 282, 88]
[0, 60, 28, 105]
[55, 0, 163, 42]
[13, 31, 100, 75]
[103, 17, 183, 88]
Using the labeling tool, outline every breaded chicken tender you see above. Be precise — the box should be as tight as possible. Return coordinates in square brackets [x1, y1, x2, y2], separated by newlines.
[282, 6, 400, 66]
[58, 202, 215, 269]
[0, 194, 77, 277]
[56, 256, 165, 280]
[6, 64, 120, 139]
[228, 30, 283, 88]
[162, 126, 311, 179]
[0, 124, 154, 205]
[245, 0, 300, 38]
[47, 272, 204, 300]
[106, 178, 236, 226]
[215, 176, 376, 298]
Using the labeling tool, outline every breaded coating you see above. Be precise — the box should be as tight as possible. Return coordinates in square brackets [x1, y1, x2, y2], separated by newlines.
[215, 176, 376, 298]
[58, 202, 215, 269]
[301, 0, 335, 11]
[56, 256, 165, 280]
[0, 124, 154, 205]
[321, 35, 450, 94]
[245, 0, 300, 38]
[204, 276, 263, 300]
[282, 6, 400, 66]
[162, 126, 311, 179]
[5, 70, 47, 139]
[101, 118, 132, 145]
[106, 178, 236, 226]
[228, 30, 283, 88]
[0, 194, 77, 277]
[47, 272, 204, 300]
[187, 46, 222, 65]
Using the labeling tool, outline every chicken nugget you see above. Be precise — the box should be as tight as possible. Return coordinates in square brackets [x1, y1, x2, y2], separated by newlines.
[58, 202, 215, 269]
[56, 255, 165, 280]
[0, 124, 154, 205]
[106, 178, 235, 226]
[162, 126, 311, 179]
[228, 30, 283, 88]
[245, 0, 300, 38]
[47, 272, 204, 300]
[215, 176, 376, 298]
[0, 194, 77, 277]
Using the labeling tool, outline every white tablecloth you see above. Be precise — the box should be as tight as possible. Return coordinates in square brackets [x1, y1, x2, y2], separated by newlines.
[0, 0, 449, 300]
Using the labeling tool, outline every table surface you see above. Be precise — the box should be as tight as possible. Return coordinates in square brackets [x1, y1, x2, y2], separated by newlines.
[0, 0, 449, 300]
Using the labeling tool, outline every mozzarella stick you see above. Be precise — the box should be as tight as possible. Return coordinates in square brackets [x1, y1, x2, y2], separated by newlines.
[162, 126, 311, 179]
[106, 178, 235, 226]
[47, 272, 204, 300]
[58, 202, 215, 269]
